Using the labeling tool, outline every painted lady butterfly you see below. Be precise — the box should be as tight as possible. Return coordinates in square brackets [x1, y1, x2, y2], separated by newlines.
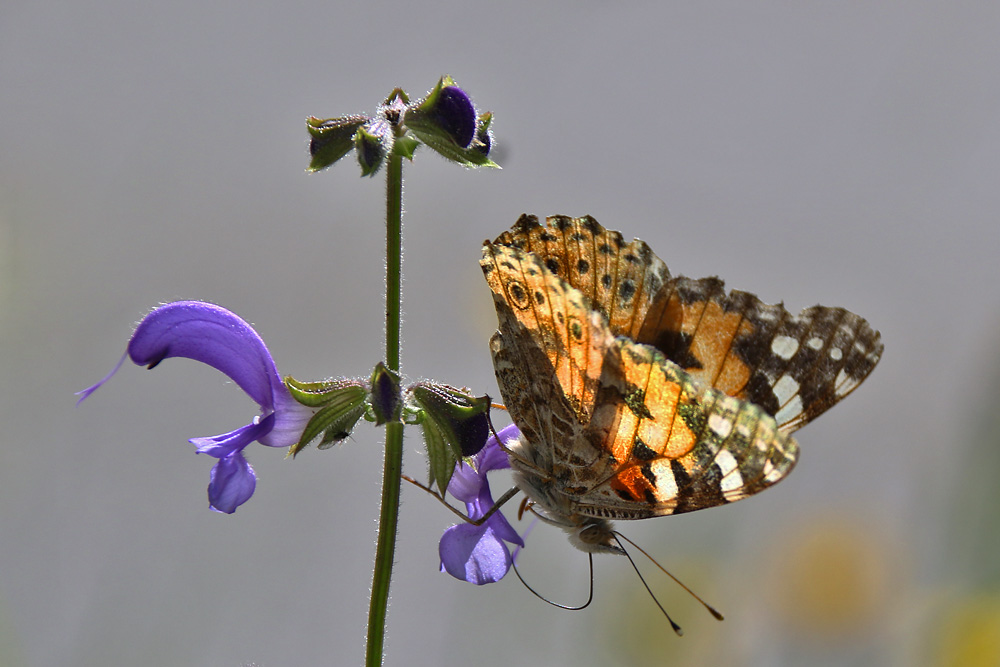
[480, 215, 883, 553]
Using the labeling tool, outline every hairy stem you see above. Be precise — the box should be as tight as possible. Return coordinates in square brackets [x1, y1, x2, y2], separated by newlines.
[366, 151, 404, 666]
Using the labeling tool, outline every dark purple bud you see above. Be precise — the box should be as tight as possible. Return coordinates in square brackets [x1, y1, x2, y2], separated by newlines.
[369, 362, 401, 425]
[433, 86, 476, 148]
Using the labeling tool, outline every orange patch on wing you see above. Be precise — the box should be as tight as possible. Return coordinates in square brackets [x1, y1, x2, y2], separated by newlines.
[609, 465, 655, 502]
[679, 300, 755, 397]
[642, 375, 697, 459]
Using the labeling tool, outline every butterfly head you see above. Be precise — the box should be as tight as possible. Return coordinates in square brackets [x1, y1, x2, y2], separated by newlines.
[567, 517, 624, 555]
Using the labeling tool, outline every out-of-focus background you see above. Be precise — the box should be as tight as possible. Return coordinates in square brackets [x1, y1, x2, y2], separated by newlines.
[3, 2, 999, 665]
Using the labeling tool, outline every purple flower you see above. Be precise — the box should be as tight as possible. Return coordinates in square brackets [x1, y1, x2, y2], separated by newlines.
[439, 424, 524, 585]
[77, 301, 314, 513]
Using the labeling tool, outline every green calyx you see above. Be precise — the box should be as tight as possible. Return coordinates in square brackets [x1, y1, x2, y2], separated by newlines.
[403, 77, 499, 168]
[285, 377, 368, 457]
[306, 115, 368, 172]
[409, 382, 491, 494]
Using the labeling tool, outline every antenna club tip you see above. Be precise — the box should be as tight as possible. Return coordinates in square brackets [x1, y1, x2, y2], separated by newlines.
[709, 608, 725, 621]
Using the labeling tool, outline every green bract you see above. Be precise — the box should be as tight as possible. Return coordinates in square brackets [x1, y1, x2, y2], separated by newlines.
[355, 119, 393, 177]
[307, 115, 368, 172]
[285, 377, 368, 456]
[409, 382, 491, 494]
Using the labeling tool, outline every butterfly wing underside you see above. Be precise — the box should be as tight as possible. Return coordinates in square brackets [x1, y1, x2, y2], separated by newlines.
[481, 242, 799, 521]
[494, 215, 883, 434]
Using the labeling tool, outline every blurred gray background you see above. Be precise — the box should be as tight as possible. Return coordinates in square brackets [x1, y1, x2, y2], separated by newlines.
[3, 1, 1000, 665]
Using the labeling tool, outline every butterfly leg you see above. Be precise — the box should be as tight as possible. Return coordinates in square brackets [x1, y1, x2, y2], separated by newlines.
[402, 474, 521, 526]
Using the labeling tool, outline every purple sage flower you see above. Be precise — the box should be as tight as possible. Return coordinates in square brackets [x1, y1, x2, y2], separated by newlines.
[439, 424, 525, 585]
[77, 301, 314, 513]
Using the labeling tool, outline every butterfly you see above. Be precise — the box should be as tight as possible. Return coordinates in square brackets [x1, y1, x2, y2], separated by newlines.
[480, 214, 883, 553]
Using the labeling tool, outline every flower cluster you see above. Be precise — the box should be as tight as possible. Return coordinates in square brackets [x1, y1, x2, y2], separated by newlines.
[307, 76, 498, 175]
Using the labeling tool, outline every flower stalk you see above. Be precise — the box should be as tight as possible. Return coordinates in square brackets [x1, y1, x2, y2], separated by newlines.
[366, 147, 405, 666]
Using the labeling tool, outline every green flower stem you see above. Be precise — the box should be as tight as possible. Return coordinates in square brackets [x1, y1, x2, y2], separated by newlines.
[384, 153, 403, 373]
[366, 151, 404, 666]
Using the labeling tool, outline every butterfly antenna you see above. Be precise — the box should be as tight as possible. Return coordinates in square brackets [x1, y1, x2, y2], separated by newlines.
[511, 553, 595, 611]
[614, 532, 724, 622]
[611, 534, 685, 636]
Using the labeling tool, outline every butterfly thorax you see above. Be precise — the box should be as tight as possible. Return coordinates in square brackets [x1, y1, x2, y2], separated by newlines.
[508, 457, 624, 555]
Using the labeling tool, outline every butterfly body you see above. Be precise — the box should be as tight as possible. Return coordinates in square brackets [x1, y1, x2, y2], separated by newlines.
[481, 215, 882, 553]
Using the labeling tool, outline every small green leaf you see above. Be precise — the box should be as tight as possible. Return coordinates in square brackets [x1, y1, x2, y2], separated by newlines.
[355, 119, 393, 177]
[284, 377, 369, 457]
[409, 383, 491, 458]
[306, 115, 367, 172]
[290, 398, 368, 457]
[393, 134, 419, 160]
[420, 417, 459, 496]
[285, 376, 367, 408]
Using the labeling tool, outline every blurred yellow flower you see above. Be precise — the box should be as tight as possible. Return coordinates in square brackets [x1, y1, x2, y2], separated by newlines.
[934, 594, 1000, 667]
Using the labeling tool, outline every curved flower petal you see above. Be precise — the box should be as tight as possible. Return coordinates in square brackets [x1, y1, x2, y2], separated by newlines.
[447, 461, 486, 504]
[479, 424, 519, 473]
[191, 414, 275, 458]
[208, 452, 257, 514]
[485, 511, 524, 550]
[447, 424, 519, 503]
[257, 385, 315, 448]
[440, 522, 512, 585]
[127, 301, 281, 410]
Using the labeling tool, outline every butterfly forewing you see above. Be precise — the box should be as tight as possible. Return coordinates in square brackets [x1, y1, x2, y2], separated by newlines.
[492, 215, 884, 435]
[481, 242, 611, 422]
[495, 214, 671, 342]
[641, 278, 883, 434]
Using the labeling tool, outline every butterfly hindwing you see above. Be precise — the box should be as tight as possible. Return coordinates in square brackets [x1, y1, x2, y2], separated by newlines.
[581, 338, 798, 519]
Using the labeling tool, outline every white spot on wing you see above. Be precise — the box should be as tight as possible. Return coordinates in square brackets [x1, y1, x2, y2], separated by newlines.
[807, 337, 824, 350]
[651, 460, 678, 500]
[829, 347, 843, 361]
[771, 335, 799, 360]
[773, 374, 800, 405]
[708, 413, 733, 439]
[775, 394, 804, 426]
[715, 449, 743, 493]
